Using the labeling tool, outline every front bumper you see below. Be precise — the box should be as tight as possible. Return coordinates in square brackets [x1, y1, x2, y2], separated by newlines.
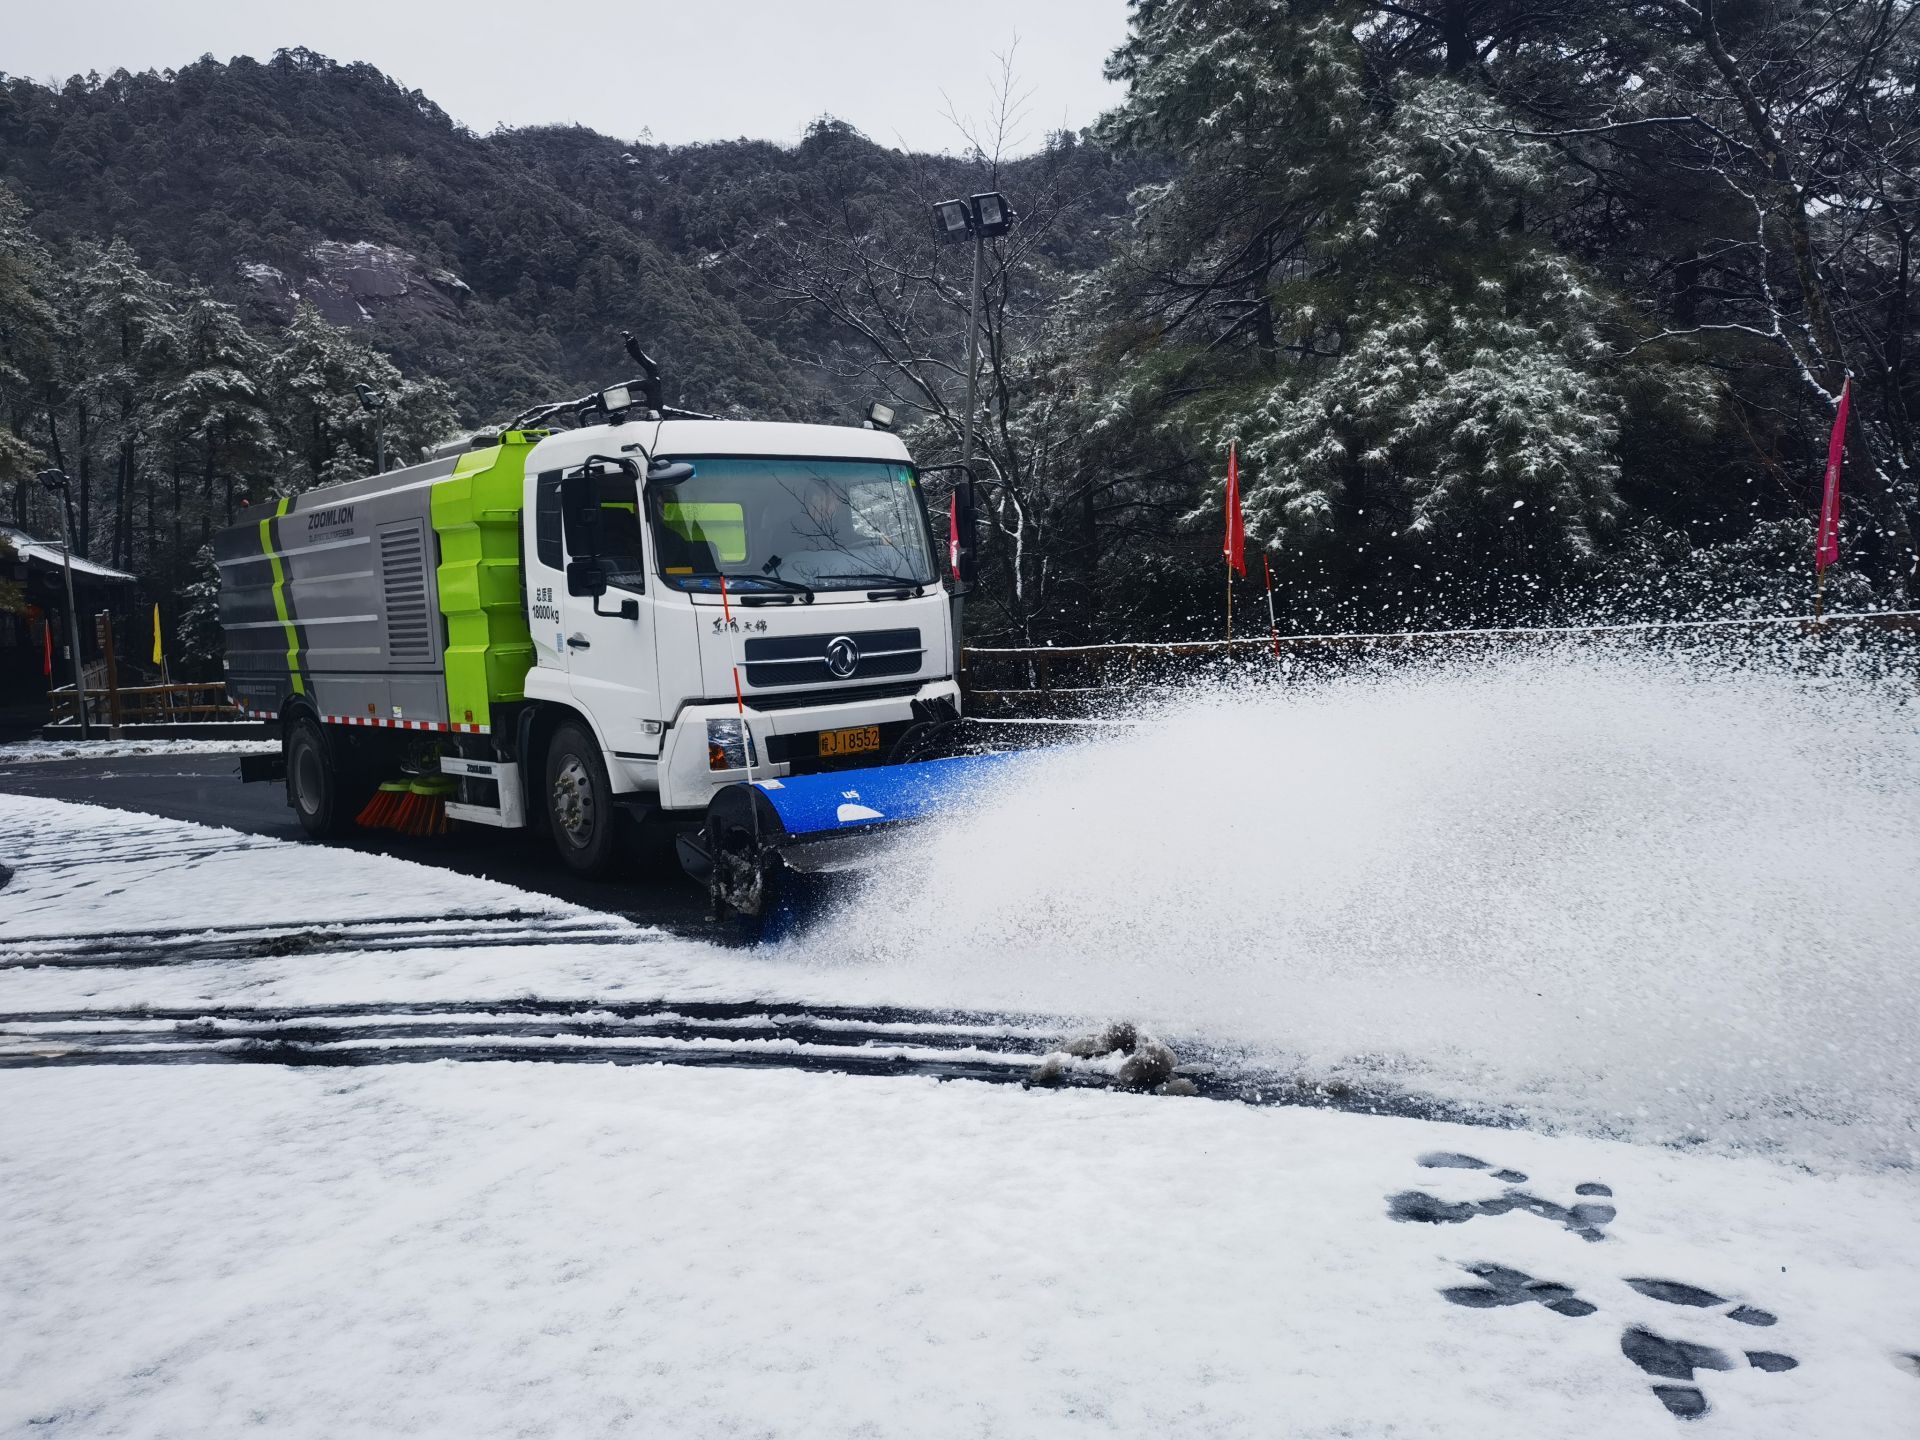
[649, 679, 962, 812]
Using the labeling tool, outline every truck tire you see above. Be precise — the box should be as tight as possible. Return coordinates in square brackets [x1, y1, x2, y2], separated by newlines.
[286, 715, 364, 840]
[544, 721, 618, 876]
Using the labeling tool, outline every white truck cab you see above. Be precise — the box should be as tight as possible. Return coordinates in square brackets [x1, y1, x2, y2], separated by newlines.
[518, 417, 960, 815]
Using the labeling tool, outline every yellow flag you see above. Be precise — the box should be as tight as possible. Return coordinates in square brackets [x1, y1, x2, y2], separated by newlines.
[151, 603, 164, 666]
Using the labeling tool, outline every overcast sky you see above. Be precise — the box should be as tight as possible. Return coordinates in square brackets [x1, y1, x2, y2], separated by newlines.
[6, 0, 1134, 152]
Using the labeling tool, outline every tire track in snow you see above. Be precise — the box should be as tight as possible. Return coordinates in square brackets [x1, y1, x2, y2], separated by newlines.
[0, 995, 1491, 1123]
[1, 915, 642, 969]
[0, 798, 1494, 1123]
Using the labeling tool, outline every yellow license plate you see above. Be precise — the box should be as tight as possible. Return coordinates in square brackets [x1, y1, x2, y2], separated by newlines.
[818, 725, 882, 759]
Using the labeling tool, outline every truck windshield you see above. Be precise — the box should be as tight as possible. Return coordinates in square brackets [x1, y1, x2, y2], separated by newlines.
[648, 457, 936, 592]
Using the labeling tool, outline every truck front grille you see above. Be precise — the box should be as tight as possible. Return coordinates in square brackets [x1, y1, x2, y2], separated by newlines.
[741, 627, 922, 688]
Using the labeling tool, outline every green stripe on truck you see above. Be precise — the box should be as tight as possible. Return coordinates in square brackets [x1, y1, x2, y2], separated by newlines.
[431, 431, 540, 729]
[261, 496, 305, 697]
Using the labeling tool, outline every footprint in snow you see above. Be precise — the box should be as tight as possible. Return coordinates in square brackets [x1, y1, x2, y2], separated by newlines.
[1625, 1277, 1778, 1329]
[1386, 1152, 1616, 1242]
[1617, 1277, 1797, 1420]
[1390, 1154, 1800, 1422]
[1442, 1262, 1597, 1318]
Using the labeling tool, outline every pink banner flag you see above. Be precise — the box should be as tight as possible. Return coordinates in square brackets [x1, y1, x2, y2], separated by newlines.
[1223, 442, 1246, 578]
[1815, 378, 1851, 573]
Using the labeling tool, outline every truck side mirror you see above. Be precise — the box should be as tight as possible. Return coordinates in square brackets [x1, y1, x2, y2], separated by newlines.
[566, 559, 608, 598]
[560, 469, 602, 561]
[951, 487, 979, 593]
[646, 460, 695, 485]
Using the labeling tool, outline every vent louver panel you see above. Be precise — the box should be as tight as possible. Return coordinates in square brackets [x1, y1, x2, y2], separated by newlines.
[380, 522, 434, 664]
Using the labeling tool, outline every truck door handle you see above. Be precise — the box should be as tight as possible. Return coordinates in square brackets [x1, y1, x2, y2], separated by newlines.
[566, 634, 591, 650]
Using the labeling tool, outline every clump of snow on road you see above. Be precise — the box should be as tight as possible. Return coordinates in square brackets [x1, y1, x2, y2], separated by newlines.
[801, 643, 1920, 1172]
[0, 737, 276, 766]
[6, 1061, 1918, 1439]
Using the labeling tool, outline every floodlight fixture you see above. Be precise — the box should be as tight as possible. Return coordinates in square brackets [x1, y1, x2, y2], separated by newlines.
[931, 198, 973, 244]
[969, 191, 1015, 238]
[865, 401, 896, 431]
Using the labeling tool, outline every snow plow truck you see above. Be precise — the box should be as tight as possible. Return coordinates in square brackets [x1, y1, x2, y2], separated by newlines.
[215, 346, 1002, 931]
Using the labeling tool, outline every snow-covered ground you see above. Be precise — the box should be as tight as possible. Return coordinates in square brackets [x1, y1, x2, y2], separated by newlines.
[10, 1062, 1918, 1440]
[0, 737, 276, 767]
[3, 785, 1919, 1436]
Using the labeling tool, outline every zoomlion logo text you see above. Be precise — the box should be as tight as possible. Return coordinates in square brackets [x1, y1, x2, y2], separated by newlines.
[307, 505, 355, 531]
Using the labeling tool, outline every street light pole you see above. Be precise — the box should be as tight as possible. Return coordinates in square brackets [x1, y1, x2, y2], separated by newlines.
[931, 192, 1016, 656]
[356, 384, 389, 474]
[960, 229, 984, 483]
[38, 469, 91, 739]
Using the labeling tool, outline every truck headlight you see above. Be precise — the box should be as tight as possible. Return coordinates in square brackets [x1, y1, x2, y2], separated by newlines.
[706, 718, 760, 771]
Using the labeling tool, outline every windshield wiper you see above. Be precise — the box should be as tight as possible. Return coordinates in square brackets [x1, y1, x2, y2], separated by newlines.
[716, 573, 815, 602]
[824, 572, 925, 588]
[818, 571, 927, 599]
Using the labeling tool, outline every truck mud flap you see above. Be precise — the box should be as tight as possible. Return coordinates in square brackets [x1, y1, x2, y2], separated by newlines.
[238, 753, 287, 784]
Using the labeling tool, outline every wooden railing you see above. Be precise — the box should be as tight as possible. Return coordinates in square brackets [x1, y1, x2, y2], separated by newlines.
[962, 610, 1920, 719]
[46, 681, 244, 728]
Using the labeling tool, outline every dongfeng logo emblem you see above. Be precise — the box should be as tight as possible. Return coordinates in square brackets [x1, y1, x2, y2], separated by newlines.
[825, 635, 860, 679]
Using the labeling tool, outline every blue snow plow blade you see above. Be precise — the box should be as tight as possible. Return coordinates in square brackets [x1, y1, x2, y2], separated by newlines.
[678, 750, 1029, 935]
[748, 752, 1022, 839]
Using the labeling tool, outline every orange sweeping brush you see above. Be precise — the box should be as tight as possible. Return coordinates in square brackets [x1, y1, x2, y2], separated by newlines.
[393, 775, 456, 838]
[356, 780, 412, 830]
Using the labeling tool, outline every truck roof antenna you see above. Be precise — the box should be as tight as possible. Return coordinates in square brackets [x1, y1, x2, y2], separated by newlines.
[622, 331, 666, 415]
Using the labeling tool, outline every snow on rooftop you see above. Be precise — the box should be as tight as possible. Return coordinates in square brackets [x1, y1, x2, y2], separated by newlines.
[0, 526, 136, 584]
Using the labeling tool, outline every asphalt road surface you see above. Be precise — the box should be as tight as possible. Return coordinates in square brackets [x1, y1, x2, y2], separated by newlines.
[0, 754, 712, 929]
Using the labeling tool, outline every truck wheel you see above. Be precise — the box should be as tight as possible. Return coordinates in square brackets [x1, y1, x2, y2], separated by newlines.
[544, 721, 618, 876]
[286, 716, 363, 840]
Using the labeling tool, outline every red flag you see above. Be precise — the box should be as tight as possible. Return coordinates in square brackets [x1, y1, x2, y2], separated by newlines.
[718, 573, 744, 715]
[1223, 441, 1246, 578]
[43, 615, 53, 677]
[1815, 378, 1850, 573]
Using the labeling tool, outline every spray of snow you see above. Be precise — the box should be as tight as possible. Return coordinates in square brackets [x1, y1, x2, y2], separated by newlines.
[796, 642, 1920, 1171]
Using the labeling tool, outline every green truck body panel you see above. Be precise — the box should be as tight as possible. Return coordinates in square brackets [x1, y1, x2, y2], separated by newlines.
[431, 432, 538, 730]
[217, 433, 545, 732]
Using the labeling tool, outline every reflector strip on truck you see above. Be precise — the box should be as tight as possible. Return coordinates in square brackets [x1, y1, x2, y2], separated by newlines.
[244, 709, 489, 734]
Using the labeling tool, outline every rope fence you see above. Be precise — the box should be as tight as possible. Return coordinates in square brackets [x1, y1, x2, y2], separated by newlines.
[961, 610, 1920, 720]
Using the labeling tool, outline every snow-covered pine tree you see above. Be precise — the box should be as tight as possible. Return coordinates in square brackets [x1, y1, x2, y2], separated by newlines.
[66, 238, 183, 569]
[0, 185, 59, 530]
[1230, 78, 1631, 558]
[152, 291, 280, 578]
[1094, 0, 1713, 619]
[260, 303, 456, 492]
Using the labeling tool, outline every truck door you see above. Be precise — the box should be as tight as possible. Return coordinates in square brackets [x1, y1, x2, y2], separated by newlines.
[556, 459, 659, 767]
[526, 467, 571, 675]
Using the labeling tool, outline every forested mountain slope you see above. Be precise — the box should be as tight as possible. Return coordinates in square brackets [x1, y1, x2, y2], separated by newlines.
[0, 50, 807, 423]
[3, 6, 1916, 651]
